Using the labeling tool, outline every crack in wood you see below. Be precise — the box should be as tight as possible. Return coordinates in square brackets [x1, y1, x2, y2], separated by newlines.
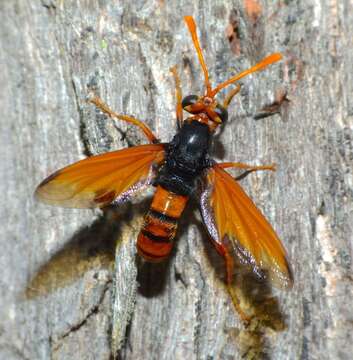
[192, 258, 206, 359]
[55, 279, 112, 344]
[71, 78, 92, 157]
[174, 266, 188, 288]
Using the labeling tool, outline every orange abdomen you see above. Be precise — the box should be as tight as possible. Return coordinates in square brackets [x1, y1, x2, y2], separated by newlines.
[137, 185, 188, 262]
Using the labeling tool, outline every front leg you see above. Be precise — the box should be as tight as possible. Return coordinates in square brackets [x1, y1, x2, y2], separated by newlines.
[88, 94, 158, 144]
[218, 162, 276, 172]
[170, 65, 183, 129]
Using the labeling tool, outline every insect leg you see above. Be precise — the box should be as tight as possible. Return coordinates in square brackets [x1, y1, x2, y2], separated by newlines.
[219, 162, 276, 173]
[220, 245, 251, 323]
[223, 84, 241, 109]
[88, 95, 158, 144]
[170, 66, 183, 129]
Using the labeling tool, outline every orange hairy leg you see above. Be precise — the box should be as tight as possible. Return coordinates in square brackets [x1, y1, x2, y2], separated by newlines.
[201, 163, 293, 320]
[170, 66, 183, 128]
[219, 162, 276, 172]
[88, 95, 158, 144]
[223, 84, 242, 108]
[211, 239, 252, 322]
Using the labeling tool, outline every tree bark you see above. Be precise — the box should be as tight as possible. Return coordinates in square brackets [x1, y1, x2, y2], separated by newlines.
[1, 1, 352, 359]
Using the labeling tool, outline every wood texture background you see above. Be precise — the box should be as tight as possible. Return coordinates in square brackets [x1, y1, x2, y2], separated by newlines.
[1, 1, 352, 359]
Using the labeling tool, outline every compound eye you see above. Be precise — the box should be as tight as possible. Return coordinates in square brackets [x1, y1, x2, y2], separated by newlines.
[214, 104, 228, 123]
[182, 94, 199, 109]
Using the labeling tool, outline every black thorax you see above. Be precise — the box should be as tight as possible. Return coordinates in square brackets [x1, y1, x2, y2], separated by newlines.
[155, 120, 211, 195]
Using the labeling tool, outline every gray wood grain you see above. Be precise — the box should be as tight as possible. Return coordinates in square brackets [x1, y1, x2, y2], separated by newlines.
[1, 1, 352, 359]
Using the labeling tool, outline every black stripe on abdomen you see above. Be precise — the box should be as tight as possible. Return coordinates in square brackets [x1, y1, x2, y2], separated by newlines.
[141, 230, 171, 243]
[148, 209, 178, 225]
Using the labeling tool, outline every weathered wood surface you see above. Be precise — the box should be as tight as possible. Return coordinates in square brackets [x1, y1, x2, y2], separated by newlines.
[1, 1, 352, 359]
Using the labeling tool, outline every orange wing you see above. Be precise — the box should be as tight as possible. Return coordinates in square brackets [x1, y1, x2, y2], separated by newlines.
[35, 144, 165, 208]
[200, 164, 293, 289]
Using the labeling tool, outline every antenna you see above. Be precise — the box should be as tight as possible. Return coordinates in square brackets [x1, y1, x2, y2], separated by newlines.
[210, 53, 282, 97]
[184, 16, 212, 96]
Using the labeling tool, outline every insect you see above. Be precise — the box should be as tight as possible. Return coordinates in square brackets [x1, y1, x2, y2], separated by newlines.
[35, 16, 293, 317]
